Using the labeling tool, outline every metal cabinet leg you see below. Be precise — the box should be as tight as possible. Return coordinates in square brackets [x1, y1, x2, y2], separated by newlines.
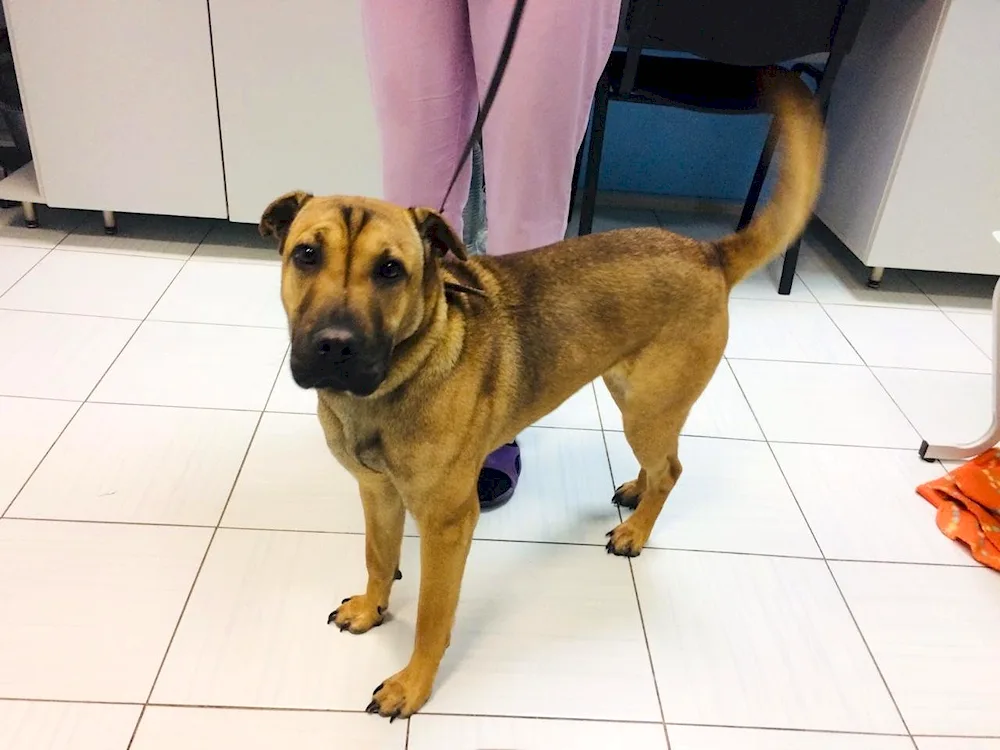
[866, 266, 885, 289]
[919, 275, 1000, 462]
[102, 210, 118, 235]
[22, 201, 38, 228]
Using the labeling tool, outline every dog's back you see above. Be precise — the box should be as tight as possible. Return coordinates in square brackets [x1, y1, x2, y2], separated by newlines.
[453, 73, 825, 438]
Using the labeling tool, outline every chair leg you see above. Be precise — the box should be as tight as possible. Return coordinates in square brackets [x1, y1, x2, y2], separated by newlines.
[568, 141, 584, 222]
[778, 236, 801, 295]
[920, 275, 1000, 461]
[578, 70, 611, 237]
[738, 116, 778, 231]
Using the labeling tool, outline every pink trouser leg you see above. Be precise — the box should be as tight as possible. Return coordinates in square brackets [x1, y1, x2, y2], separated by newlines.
[469, 0, 620, 254]
[360, 0, 477, 236]
[362, 0, 619, 256]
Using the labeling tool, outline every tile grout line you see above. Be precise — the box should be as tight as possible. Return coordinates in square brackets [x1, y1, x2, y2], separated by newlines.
[624, 558, 670, 748]
[124, 705, 147, 750]
[725, 355, 992, 377]
[594, 378, 669, 744]
[134, 443, 253, 709]
[2, 384, 975, 450]
[730, 336, 919, 740]
[0, 513, 986, 569]
[813, 293, 956, 476]
[139, 339, 289, 711]
[938, 305, 994, 360]
[823, 559, 918, 743]
[0, 248, 192, 518]
[0, 243, 58, 300]
[0, 306, 288, 331]
[4, 689, 1000, 739]
[120, 205, 233, 750]
[814, 297, 931, 451]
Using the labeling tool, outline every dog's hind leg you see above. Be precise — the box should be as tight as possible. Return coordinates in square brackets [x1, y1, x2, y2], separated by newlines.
[605, 413, 684, 558]
[603, 336, 720, 558]
[603, 373, 647, 510]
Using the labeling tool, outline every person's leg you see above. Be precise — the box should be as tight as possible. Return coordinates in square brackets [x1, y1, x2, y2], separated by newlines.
[469, 0, 620, 254]
[361, 0, 478, 233]
[465, 0, 620, 510]
[362, 1, 517, 512]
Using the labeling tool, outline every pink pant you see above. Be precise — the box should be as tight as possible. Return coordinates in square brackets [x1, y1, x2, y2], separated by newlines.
[362, 0, 620, 255]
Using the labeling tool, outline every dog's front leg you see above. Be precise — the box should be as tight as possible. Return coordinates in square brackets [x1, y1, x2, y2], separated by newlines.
[367, 484, 479, 720]
[329, 477, 404, 634]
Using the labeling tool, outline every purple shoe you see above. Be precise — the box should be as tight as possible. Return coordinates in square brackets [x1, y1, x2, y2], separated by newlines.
[478, 441, 521, 511]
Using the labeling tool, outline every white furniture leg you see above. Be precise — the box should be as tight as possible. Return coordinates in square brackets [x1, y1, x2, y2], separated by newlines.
[920, 234, 1000, 461]
[102, 210, 117, 236]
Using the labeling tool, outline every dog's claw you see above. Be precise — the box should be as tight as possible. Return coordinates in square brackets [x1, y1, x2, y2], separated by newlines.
[373, 681, 385, 695]
[389, 710, 401, 723]
[365, 700, 379, 714]
[327, 610, 338, 624]
[341, 597, 351, 604]
[394, 569, 402, 581]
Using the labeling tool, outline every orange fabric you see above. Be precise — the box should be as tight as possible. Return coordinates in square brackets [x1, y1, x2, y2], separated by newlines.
[917, 449, 1000, 571]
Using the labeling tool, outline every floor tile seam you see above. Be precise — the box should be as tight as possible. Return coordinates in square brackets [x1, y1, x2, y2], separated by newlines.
[0, 244, 57, 300]
[727, 343, 915, 736]
[812, 301, 930, 455]
[0, 517, 983, 569]
[139, 336, 288, 705]
[818, 299, 993, 371]
[2, 255, 188, 516]
[6, 694, 973, 737]
[726, 355, 991, 376]
[0, 310, 150, 518]
[903, 268, 995, 319]
[937, 307, 994, 359]
[46, 242, 199, 262]
[140, 403, 270, 708]
[0, 304, 287, 331]
[822, 556, 916, 739]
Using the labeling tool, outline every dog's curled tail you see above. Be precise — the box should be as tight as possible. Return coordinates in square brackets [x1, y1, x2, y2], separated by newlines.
[716, 71, 827, 289]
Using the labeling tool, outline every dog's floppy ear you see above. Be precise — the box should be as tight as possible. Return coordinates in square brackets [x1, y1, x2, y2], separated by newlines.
[259, 190, 313, 248]
[408, 207, 468, 261]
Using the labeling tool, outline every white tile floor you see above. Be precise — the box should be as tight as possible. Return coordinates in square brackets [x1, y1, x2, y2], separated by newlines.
[1, 205, 998, 750]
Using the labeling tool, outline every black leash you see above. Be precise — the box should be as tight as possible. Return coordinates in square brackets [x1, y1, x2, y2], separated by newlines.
[438, 0, 528, 214]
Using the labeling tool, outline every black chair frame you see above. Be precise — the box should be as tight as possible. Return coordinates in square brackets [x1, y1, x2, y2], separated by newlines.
[571, 0, 869, 295]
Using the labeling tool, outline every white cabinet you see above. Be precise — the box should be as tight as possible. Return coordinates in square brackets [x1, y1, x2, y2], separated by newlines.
[208, 0, 382, 224]
[2, 0, 227, 218]
[818, 0, 1000, 275]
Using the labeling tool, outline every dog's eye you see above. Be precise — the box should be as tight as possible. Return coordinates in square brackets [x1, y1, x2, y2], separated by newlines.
[375, 259, 404, 281]
[291, 244, 320, 268]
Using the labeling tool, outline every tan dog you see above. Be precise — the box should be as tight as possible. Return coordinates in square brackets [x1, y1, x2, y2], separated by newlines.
[259, 74, 825, 720]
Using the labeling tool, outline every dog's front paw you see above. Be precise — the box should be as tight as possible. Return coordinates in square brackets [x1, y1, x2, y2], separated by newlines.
[327, 594, 385, 634]
[365, 667, 432, 721]
[605, 519, 649, 557]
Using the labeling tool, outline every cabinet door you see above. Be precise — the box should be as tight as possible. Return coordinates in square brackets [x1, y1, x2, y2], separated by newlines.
[209, 0, 382, 224]
[871, 0, 1000, 274]
[4, 0, 227, 218]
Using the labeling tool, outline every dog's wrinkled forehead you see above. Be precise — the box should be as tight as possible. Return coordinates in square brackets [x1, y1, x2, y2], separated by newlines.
[259, 192, 468, 263]
[286, 197, 421, 257]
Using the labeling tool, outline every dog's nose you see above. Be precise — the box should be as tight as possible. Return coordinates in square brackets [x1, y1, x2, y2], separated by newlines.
[313, 327, 360, 361]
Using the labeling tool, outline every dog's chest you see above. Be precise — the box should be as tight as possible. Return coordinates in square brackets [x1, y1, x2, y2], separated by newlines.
[317, 397, 406, 477]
